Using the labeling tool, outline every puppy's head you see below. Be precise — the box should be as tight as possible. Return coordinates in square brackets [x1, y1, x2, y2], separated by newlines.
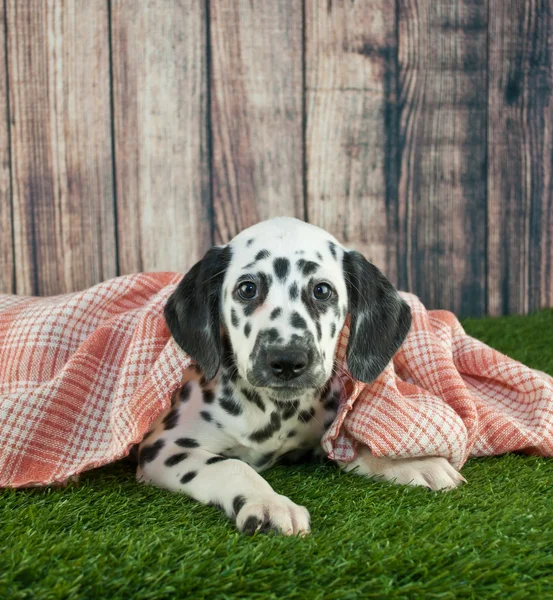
[165, 218, 411, 398]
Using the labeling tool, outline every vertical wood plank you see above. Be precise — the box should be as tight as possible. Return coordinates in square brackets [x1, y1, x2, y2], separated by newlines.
[210, 0, 304, 244]
[306, 0, 398, 278]
[488, 1, 553, 315]
[7, 1, 116, 296]
[112, 0, 210, 273]
[0, 1, 14, 294]
[397, 0, 488, 316]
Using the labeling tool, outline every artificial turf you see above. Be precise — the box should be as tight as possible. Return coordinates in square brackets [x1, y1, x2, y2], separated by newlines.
[2, 310, 553, 599]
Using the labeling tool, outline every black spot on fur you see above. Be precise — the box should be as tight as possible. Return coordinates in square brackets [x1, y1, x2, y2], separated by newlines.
[266, 328, 279, 343]
[162, 409, 179, 430]
[289, 282, 299, 301]
[330, 322, 337, 338]
[298, 407, 315, 423]
[233, 495, 246, 516]
[180, 471, 198, 484]
[221, 336, 236, 370]
[273, 399, 292, 410]
[242, 515, 263, 535]
[200, 411, 213, 422]
[219, 396, 243, 416]
[249, 412, 281, 443]
[255, 249, 271, 261]
[242, 388, 266, 412]
[279, 447, 316, 465]
[175, 438, 199, 448]
[324, 392, 341, 412]
[270, 307, 282, 320]
[246, 238, 255, 247]
[302, 261, 319, 276]
[316, 252, 323, 261]
[316, 321, 322, 341]
[231, 308, 239, 328]
[287, 429, 297, 438]
[180, 382, 191, 402]
[139, 439, 165, 467]
[296, 258, 306, 271]
[324, 418, 335, 429]
[244, 322, 252, 338]
[262, 272, 273, 291]
[320, 379, 333, 402]
[165, 452, 188, 466]
[274, 258, 290, 280]
[256, 451, 275, 467]
[290, 311, 307, 329]
[328, 241, 337, 260]
[281, 400, 299, 420]
[203, 390, 215, 404]
[206, 455, 229, 465]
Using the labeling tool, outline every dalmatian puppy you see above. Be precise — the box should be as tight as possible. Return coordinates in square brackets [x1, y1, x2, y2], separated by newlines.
[136, 217, 465, 535]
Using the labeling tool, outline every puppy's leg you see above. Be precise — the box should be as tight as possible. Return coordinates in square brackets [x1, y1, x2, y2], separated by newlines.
[137, 444, 310, 536]
[339, 446, 466, 491]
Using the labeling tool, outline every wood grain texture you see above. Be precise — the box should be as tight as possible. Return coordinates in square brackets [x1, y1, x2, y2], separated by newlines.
[112, 0, 210, 273]
[306, 0, 398, 278]
[397, 0, 488, 316]
[488, 0, 553, 315]
[0, 2, 13, 294]
[7, 1, 116, 296]
[210, 0, 304, 244]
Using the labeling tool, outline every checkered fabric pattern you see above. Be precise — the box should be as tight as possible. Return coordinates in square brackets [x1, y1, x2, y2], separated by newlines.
[323, 293, 553, 468]
[1, 275, 552, 487]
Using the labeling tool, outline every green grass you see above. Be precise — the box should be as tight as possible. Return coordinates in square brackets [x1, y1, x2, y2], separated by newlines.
[2, 310, 553, 599]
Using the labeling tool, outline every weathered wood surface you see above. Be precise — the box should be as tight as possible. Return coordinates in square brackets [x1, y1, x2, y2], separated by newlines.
[397, 0, 488, 317]
[7, 1, 116, 296]
[1, 1, 552, 316]
[306, 0, 398, 280]
[210, 0, 304, 244]
[111, 0, 211, 274]
[487, 0, 553, 315]
[0, 2, 13, 294]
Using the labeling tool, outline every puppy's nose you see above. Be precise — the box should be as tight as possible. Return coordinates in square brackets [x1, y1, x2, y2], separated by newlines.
[267, 349, 309, 380]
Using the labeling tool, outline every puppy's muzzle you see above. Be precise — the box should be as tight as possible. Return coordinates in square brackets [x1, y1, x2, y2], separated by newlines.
[266, 348, 309, 381]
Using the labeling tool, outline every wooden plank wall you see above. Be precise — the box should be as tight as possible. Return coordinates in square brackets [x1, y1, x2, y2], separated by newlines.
[488, 0, 553, 315]
[6, 1, 116, 296]
[0, 0, 552, 317]
[111, 0, 211, 273]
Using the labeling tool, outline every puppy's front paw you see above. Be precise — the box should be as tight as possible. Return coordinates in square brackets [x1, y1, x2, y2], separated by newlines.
[380, 456, 466, 491]
[234, 493, 311, 536]
[342, 447, 466, 491]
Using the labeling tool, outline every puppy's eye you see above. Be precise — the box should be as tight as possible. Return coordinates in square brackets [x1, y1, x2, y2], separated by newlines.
[313, 283, 332, 301]
[238, 281, 257, 300]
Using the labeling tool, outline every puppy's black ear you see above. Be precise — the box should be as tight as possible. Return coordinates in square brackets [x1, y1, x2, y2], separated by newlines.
[164, 246, 232, 380]
[342, 251, 412, 383]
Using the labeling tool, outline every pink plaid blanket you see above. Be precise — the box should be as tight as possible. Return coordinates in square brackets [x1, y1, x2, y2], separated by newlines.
[1, 273, 552, 487]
